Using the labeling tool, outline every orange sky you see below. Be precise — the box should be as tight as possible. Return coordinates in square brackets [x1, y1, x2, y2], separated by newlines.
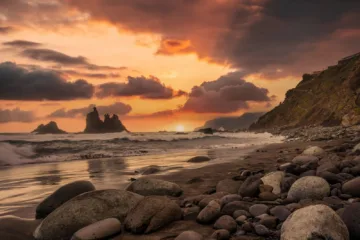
[1, 0, 358, 132]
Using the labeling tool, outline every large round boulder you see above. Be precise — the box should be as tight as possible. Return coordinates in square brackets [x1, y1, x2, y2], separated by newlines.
[126, 178, 182, 197]
[302, 146, 325, 156]
[341, 203, 360, 240]
[197, 200, 221, 224]
[342, 177, 360, 197]
[124, 196, 182, 234]
[34, 190, 143, 240]
[36, 180, 95, 219]
[287, 176, 330, 201]
[261, 171, 285, 195]
[281, 204, 349, 240]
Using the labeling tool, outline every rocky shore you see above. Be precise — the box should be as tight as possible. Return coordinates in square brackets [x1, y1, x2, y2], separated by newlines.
[3, 126, 360, 239]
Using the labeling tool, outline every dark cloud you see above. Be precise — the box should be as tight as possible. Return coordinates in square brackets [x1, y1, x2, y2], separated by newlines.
[0, 62, 94, 101]
[0, 26, 15, 34]
[66, 0, 360, 78]
[48, 102, 132, 118]
[96, 75, 187, 99]
[20, 48, 127, 71]
[3, 40, 42, 48]
[182, 71, 270, 113]
[0, 108, 36, 123]
[60, 70, 121, 79]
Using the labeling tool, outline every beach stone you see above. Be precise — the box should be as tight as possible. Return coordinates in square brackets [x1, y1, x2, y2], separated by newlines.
[249, 204, 269, 217]
[259, 185, 273, 193]
[292, 155, 319, 165]
[233, 230, 245, 237]
[188, 156, 211, 163]
[238, 175, 262, 197]
[211, 229, 230, 240]
[175, 231, 203, 240]
[198, 192, 229, 208]
[302, 146, 325, 156]
[141, 165, 161, 175]
[270, 206, 291, 222]
[216, 179, 242, 194]
[281, 204, 349, 240]
[280, 176, 297, 193]
[287, 176, 330, 201]
[126, 178, 182, 197]
[261, 171, 285, 195]
[182, 206, 200, 221]
[197, 200, 221, 224]
[182, 195, 207, 206]
[124, 196, 181, 234]
[285, 203, 301, 212]
[0, 215, 41, 240]
[36, 180, 95, 219]
[221, 201, 251, 216]
[317, 162, 339, 174]
[318, 171, 344, 184]
[34, 190, 143, 240]
[233, 210, 251, 218]
[352, 143, 360, 153]
[214, 215, 237, 233]
[235, 215, 247, 225]
[350, 165, 360, 176]
[342, 177, 360, 197]
[71, 218, 121, 240]
[220, 194, 242, 207]
[241, 222, 253, 232]
[259, 216, 277, 229]
[259, 192, 278, 201]
[254, 224, 270, 236]
[300, 170, 316, 177]
[341, 203, 360, 240]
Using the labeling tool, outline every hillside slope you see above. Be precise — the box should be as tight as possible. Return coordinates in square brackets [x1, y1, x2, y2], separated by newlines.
[250, 53, 360, 130]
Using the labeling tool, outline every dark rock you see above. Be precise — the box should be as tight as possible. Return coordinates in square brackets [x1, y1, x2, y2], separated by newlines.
[254, 224, 270, 236]
[241, 222, 253, 232]
[233, 210, 251, 219]
[249, 204, 269, 217]
[124, 196, 182, 234]
[342, 177, 360, 197]
[285, 203, 301, 212]
[84, 107, 126, 133]
[341, 203, 360, 240]
[32, 121, 67, 134]
[259, 185, 273, 193]
[197, 200, 221, 223]
[216, 179, 242, 194]
[270, 206, 291, 222]
[187, 156, 211, 163]
[198, 192, 228, 208]
[182, 206, 200, 221]
[210, 229, 230, 240]
[259, 192, 278, 201]
[186, 177, 204, 184]
[350, 164, 360, 176]
[221, 201, 252, 216]
[141, 165, 161, 175]
[280, 177, 297, 193]
[126, 178, 182, 197]
[220, 194, 242, 208]
[259, 216, 277, 229]
[36, 180, 95, 219]
[235, 215, 247, 225]
[338, 173, 354, 180]
[175, 231, 203, 240]
[317, 171, 344, 184]
[213, 215, 237, 233]
[322, 196, 345, 210]
[198, 128, 213, 134]
[316, 162, 340, 175]
[238, 175, 262, 197]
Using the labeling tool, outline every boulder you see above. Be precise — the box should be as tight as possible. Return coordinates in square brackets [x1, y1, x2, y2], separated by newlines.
[249, 204, 269, 217]
[213, 216, 237, 233]
[238, 175, 262, 197]
[175, 231, 203, 240]
[84, 107, 127, 133]
[341, 203, 360, 240]
[216, 179, 242, 194]
[292, 155, 319, 165]
[124, 196, 182, 234]
[187, 156, 211, 163]
[342, 177, 360, 197]
[287, 176, 330, 201]
[270, 206, 291, 222]
[197, 200, 220, 224]
[281, 204, 349, 240]
[71, 218, 121, 240]
[34, 190, 143, 240]
[261, 171, 285, 194]
[36, 180, 95, 219]
[126, 178, 182, 197]
[302, 146, 325, 156]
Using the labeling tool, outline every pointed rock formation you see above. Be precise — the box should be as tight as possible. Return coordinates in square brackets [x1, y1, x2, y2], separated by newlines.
[32, 121, 67, 134]
[84, 107, 127, 133]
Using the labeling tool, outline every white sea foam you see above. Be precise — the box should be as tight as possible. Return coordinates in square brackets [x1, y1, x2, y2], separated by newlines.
[0, 143, 35, 166]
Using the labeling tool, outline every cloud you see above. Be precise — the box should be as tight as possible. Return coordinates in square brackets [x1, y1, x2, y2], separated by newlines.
[20, 48, 127, 71]
[65, 0, 360, 78]
[48, 102, 132, 118]
[0, 62, 94, 101]
[126, 109, 176, 119]
[0, 108, 36, 123]
[3, 40, 42, 48]
[96, 75, 187, 99]
[60, 70, 121, 79]
[0, 26, 15, 34]
[181, 71, 270, 113]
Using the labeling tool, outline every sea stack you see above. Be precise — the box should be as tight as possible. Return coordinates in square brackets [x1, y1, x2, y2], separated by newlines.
[84, 107, 127, 133]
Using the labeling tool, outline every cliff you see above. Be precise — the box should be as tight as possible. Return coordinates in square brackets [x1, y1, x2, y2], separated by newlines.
[84, 107, 127, 133]
[32, 121, 67, 134]
[199, 112, 264, 131]
[250, 52, 360, 130]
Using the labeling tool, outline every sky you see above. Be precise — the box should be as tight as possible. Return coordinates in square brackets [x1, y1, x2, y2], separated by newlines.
[0, 0, 359, 132]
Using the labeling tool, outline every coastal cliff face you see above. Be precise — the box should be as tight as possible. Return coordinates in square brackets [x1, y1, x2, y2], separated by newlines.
[251, 53, 360, 130]
[32, 121, 67, 134]
[84, 107, 127, 133]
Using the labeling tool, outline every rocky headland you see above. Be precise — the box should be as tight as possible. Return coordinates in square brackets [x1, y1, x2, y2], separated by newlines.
[32, 121, 67, 134]
[84, 107, 127, 133]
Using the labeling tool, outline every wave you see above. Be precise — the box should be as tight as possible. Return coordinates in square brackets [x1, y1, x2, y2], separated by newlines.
[0, 143, 36, 166]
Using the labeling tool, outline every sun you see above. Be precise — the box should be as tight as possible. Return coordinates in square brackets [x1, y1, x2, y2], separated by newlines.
[175, 125, 185, 132]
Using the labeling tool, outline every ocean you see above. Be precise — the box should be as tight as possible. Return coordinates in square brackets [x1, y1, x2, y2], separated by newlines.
[0, 131, 283, 217]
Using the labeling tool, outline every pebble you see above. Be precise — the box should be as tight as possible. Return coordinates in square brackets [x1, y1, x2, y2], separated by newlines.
[210, 229, 230, 240]
[249, 204, 269, 217]
[175, 231, 203, 240]
[213, 215, 237, 233]
[270, 206, 291, 222]
[235, 215, 247, 225]
[254, 224, 270, 236]
[233, 210, 251, 218]
[197, 200, 221, 223]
